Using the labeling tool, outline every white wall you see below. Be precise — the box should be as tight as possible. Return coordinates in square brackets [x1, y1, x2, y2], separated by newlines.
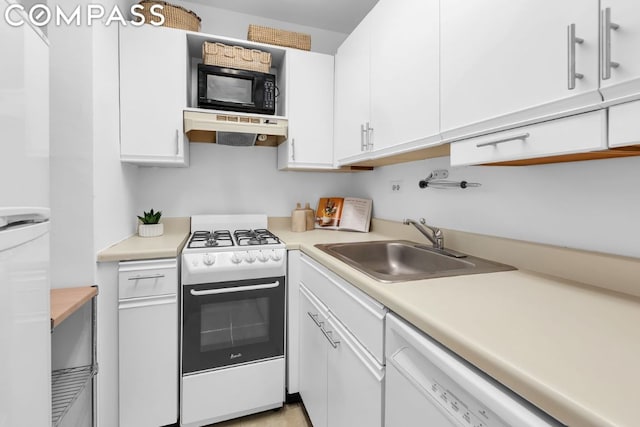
[134, 143, 357, 216]
[351, 155, 640, 259]
[176, 0, 348, 54]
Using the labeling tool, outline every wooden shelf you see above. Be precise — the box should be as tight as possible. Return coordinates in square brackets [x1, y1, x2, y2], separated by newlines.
[51, 286, 98, 330]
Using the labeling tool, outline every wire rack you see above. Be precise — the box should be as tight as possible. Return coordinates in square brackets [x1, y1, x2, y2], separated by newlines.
[51, 364, 97, 427]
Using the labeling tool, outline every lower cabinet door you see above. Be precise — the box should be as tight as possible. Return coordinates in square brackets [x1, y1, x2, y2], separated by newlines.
[326, 314, 384, 427]
[118, 295, 178, 427]
[298, 285, 329, 427]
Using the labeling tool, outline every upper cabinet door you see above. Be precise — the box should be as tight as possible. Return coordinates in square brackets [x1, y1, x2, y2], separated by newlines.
[334, 15, 371, 162]
[369, 0, 440, 152]
[599, 0, 640, 103]
[119, 25, 188, 167]
[440, 0, 601, 141]
[278, 49, 335, 170]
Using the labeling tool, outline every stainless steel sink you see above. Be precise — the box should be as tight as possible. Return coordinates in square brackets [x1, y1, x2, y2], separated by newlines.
[315, 240, 515, 283]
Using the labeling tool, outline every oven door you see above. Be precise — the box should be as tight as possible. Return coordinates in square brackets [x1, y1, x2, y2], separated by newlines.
[182, 276, 285, 375]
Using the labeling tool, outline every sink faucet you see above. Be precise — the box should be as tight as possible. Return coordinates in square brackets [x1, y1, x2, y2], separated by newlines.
[403, 218, 444, 250]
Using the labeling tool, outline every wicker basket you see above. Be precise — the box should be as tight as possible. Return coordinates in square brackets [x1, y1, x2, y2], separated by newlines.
[202, 42, 272, 73]
[136, 1, 201, 32]
[247, 25, 311, 51]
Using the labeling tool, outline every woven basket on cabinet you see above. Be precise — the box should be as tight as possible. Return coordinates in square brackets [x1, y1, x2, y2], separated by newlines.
[247, 24, 311, 51]
[135, 1, 201, 32]
[202, 42, 272, 73]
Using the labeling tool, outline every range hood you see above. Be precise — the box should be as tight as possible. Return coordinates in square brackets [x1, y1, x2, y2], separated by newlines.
[183, 110, 288, 147]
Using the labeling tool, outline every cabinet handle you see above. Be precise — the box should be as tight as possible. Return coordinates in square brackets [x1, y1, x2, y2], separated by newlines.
[567, 23, 584, 90]
[475, 132, 530, 148]
[175, 128, 180, 156]
[291, 138, 296, 161]
[321, 326, 340, 349]
[307, 311, 322, 327]
[601, 7, 620, 80]
[128, 273, 165, 281]
[366, 122, 374, 151]
[360, 124, 367, 151]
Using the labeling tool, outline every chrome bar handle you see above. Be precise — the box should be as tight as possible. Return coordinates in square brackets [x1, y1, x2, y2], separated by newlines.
[567, 24, 584, 90]
[291, 138, 296, 161]
[307, 311, 322, 328]
[475, 133, 530, 148]
[366, 122, 374, 151]
[190, 280, 280, 296]
[602, 7, 620, 80]
[321, 327, 340, 349]
[128, 273, 165, 281]
[175, 129, 180, 156]
[360, 124, 367, 151]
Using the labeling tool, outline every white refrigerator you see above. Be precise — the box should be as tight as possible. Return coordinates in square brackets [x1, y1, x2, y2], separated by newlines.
[0, 1, 52, 425]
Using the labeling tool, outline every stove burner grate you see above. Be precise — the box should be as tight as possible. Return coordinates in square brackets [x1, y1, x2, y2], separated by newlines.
[233, 229, 281, 246]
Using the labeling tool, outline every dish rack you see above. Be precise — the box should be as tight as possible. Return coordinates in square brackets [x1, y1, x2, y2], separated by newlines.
[50, 286, 98, 427]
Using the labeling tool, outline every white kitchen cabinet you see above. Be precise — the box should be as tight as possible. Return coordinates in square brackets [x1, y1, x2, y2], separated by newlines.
[298, 285, 329, 427]
[278, 50, 335, 170]
[599, 1, 640, 104]
[334, 0, 441, 166]
[118, 259, 178, 427]
[334, 13, 372, 162]
[297, 254, 385, 427]
[119, 24, 188, 167]
[368, 0, 440, 154]
[440, 0, 601, 142]
[450, 110, 606, 166]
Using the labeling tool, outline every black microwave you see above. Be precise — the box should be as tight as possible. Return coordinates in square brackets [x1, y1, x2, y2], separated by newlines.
[197, 64, 276, 115]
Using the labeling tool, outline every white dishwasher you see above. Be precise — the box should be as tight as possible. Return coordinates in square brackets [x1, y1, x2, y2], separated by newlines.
[385, 313, 565, 427]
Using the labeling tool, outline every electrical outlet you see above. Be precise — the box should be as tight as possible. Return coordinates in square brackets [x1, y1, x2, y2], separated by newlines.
[390, 180, 403, 193]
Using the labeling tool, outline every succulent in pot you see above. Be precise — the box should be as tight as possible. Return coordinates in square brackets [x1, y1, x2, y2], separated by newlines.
[137, 209, 164, 237]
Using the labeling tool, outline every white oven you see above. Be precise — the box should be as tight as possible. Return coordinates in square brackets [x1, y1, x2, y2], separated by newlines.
[180, 215, 286, 427]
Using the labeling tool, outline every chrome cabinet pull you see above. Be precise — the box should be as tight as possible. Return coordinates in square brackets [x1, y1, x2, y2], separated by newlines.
[190, 280, 280, 296]
[291, 138, 296, 161]
[567, 23, 584, 90]
[175, 129, 180, 156]
[602, 7, 620, 80]
[321, 327, 340, 349]
[360, 124, 367, 151]
[366, 122, 374, 151]
[307, 311, 322, 327]
[475, 133, 530, 148]
[128, 274, 165, 281]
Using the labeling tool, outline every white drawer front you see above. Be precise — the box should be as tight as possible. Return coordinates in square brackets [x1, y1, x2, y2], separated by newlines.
[118, 258, 177, 299]
[450, 110, 606, 166]
[609, 100, 640, 148]
[300, 254, 386, 363]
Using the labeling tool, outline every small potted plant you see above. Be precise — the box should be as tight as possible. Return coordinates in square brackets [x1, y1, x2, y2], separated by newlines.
[137, 209, 163, 237]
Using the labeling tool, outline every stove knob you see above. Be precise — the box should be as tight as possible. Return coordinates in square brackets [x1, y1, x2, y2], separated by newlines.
[270, 250, 282, 261]
[257, 251, 269, 263]
[231, 252, 243, 264]
[202, 253, 216, 266]
[244, 251, 256, 264]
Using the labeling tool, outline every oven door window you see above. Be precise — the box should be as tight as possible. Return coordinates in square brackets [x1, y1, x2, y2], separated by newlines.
[182, 277, 285, 374]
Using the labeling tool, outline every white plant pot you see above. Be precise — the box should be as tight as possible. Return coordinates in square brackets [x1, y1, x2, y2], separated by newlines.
[138, 223, 163, 238]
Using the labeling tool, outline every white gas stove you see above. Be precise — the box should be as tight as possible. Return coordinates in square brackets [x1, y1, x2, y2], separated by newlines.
[182, 214, 286, 285]
[180, 214, 286, 427]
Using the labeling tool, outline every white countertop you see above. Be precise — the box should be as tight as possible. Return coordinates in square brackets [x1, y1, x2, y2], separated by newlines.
[270, 218, 640, 427]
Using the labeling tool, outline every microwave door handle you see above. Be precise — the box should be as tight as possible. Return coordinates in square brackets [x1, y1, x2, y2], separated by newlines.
[190, 280, 280, 296]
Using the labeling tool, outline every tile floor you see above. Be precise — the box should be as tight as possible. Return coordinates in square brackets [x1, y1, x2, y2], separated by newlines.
[209, 403, 312, 427]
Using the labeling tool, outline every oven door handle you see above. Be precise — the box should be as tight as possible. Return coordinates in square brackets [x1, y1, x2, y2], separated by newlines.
[189, 280, 280, 296]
